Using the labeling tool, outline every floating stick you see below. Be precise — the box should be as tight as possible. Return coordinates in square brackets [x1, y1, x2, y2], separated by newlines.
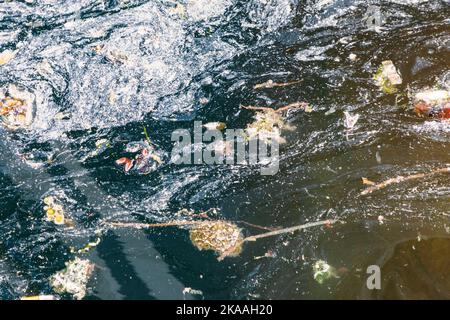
[253, 80, 302, 90]
[361, 167, 450, 195]
[241, 101, 310, 114]
[243, 220, 335, 242]
[105, 220, 201, 229]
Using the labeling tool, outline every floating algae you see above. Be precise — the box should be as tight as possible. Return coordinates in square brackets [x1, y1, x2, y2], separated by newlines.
[0, 85, 34, 130]
[49, 258, 94, 300]
[374, 60, 403, 94]
[190, 221, 244, 261]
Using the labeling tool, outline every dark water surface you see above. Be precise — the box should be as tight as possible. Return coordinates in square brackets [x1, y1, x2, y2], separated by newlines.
[0, 0, 449, 300]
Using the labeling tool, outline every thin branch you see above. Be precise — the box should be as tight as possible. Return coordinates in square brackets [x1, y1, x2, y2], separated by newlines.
[361, 167, 450, 195]
[253, 80, 302, 90]
[241, 101, 310, 114]
[273, 102, 310, 113]
[243, 219, 336, 242]
[104, 220, 202, 229]
[241, 105, 275, 112]
[236, 220, 279, 232]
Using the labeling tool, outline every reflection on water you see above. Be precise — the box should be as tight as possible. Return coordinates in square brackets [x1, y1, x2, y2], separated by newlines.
[0, 0, 449, 299]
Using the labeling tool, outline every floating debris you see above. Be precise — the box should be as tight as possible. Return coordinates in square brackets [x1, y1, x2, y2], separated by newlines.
[374, 60, 402, 94]
[348, 53, 357, 61]
[105, 50, 129, 64]
[169, 3, 186, 18]
[253, 79, 302, 90]
[54, 111, 70, 120]
[203, 122, 226, 131]
[413, 90, 450, 119]
[361, 167, 450, 195]
[182, 287, 203, 296]
[106, 219, 335, 261]
[343, 111, 360, 130]
[361, 177, 376, 186]
[116, 157, 135, 173]
[49, 258, 94, 300]
[190, 221, 244, 261]
[21, 150, 53, 169]
[199, 97, 209, 105]
[313, 260, 338, 284]
[0, 49, 16, 65]
[0, 85, 34, 130]
[116, 140, 163, 174]
[70, 232, 102, 254]
[242, 103, 310, 145]
[254, 250, 277, 260]
[43, 196, 74, 226]
[20, 295, 56, 300]
[81, 139, 111, 162]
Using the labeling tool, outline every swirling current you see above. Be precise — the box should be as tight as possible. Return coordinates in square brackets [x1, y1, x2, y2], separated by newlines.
[0, 0, 449, 299]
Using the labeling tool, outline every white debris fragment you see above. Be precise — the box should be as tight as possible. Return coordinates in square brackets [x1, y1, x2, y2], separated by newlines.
[50, 258, 94, 300]
[183, 287, 203, 296]
[343, 111, 360, 130]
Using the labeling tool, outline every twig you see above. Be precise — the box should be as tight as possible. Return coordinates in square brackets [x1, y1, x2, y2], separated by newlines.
[243, 219, 336, 242]
[236, 220, 279, 232]
[104, 220, 202, 229]
[253, 80, 302, 90]
[241, 102, 310, 114]
[274, 102, 310, 113]
[361, 167, 450, 195]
